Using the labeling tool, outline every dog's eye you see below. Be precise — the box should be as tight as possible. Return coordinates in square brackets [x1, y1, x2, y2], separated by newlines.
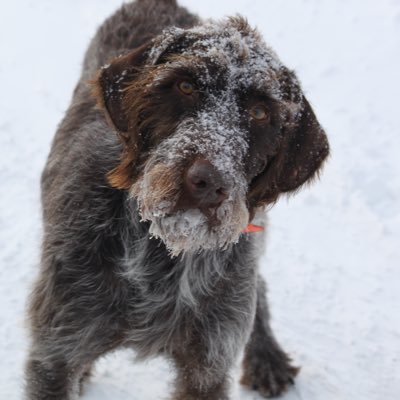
[249, 105, 270, 122]
[178, 80, 195, 95]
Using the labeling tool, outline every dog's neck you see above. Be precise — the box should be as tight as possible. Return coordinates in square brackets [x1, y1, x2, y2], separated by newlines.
[120, 198, 260, 309]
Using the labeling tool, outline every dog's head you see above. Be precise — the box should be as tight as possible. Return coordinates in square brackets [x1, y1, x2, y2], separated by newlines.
[94, 17, 329, 255]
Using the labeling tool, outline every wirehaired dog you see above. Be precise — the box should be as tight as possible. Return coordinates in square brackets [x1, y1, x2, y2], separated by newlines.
[25, 0, 329, 399]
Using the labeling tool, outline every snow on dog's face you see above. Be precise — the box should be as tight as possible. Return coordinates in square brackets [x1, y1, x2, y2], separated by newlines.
[95, 17, 329, 255]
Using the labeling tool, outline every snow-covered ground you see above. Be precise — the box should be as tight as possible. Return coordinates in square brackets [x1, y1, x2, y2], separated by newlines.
[1, 0, 399, 399]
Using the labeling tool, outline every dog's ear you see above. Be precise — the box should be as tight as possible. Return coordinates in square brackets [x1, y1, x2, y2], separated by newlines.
[93, 42, 153, 189]
[249, 96, 329, 207]
[93, 42, 151, 134]
[276, 96, 329, 192]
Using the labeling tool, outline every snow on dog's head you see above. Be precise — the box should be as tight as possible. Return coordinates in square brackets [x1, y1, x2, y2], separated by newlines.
[94, 17, 329, 255]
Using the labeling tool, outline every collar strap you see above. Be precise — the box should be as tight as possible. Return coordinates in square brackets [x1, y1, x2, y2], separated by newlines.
[241, 223, 264, 233]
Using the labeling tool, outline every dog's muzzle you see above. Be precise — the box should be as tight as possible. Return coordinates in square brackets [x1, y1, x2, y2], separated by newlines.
[175, 159, 229, 212]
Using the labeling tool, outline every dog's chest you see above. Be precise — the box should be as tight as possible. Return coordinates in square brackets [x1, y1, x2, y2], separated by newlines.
[122, 243, 258, 358]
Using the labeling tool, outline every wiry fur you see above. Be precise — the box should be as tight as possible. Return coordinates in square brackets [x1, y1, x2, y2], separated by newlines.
[25, 1, 329, 399]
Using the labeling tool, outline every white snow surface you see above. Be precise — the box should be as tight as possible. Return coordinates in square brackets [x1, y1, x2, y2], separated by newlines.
[1, 0, 399, 399]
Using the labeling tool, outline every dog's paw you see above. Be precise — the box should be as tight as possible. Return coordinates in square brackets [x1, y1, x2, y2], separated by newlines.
[240, 351, 299, 398]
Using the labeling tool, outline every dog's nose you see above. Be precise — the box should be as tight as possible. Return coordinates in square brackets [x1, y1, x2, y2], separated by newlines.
[184, 159, 228, 208]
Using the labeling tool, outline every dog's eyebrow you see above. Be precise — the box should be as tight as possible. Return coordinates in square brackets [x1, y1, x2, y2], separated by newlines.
[235, 82, 278, 104]
[161, 54, 209, 69]
[150, 55, 217, 83]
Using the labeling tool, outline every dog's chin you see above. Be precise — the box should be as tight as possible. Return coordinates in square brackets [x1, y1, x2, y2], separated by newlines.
[143, 201, 249, 257]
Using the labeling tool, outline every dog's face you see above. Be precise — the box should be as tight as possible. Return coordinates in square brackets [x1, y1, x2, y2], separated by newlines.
[95, 17, 329, 255]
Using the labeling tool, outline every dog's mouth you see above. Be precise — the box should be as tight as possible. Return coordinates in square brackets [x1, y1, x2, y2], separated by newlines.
[172, 198, 225, 229]
[145, 199, 228, 231]
[196, 207, 222, 228]
[140, 193, 249, 257]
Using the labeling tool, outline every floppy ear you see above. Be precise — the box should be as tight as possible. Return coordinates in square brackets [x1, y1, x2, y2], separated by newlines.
[277, 97, 329, 191]
[93, 42, 151, 134]
[93, 42, 152, 189]
[249, 96, 329, 207]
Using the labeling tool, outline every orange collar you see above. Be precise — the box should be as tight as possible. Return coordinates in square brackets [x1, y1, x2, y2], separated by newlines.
[241, 223, 264, 233]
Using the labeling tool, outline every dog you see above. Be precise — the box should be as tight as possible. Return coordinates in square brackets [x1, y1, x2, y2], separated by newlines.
[25, 1, 329, 399]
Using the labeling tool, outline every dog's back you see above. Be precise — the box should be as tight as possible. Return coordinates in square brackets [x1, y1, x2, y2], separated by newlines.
[82, 0, 198, 81]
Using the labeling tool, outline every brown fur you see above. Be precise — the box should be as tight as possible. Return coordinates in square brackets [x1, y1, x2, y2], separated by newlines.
[25, 1, 329, 399]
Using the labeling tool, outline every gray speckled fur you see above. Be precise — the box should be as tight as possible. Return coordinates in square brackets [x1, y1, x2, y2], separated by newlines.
[25, 1, 301, 399]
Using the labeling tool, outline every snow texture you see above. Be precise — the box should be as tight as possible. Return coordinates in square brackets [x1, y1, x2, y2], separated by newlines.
[0, 0, 399, 399]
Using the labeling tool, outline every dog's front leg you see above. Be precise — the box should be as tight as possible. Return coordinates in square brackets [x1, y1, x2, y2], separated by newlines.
[240, 276, 299, 398]
[25, 350, 83, 400]
[171, 339, 233, 400]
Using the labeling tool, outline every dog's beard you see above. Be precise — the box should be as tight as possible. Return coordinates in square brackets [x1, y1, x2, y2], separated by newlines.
[131, 157, 249, 257]
[145, 191, 249, 256]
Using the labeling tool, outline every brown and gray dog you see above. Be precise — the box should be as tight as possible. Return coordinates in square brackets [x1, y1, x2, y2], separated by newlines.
[25, 1, 329, 399]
